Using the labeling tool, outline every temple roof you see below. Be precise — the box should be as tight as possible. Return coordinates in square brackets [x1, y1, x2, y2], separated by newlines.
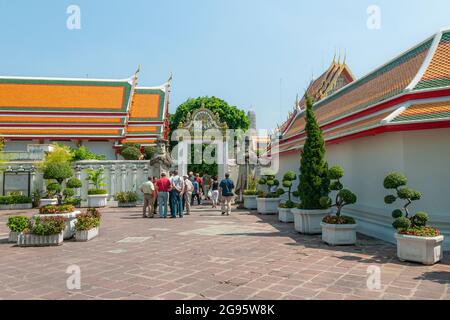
[0, 73, 170, 145]
[274, 28, 450, 155]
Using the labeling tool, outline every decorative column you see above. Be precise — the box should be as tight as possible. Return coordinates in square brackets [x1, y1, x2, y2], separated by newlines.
[30, 166, 37, 195]
[132, 164, 138, 192]
[110, 165, 116, 197]
[75, 164, 82, 198]
[121, 164, 127, 192]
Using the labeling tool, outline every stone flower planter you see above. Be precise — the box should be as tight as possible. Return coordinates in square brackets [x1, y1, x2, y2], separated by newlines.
[75, 227, 99, 242]
[0, 203, 33, 210]
[39, 198, 58, 208]
[321, 222, 357, 246]
[9, 231, 20, 243]
[118, 202, 137, 208]
[243, 195, 257, 210]
[395, 233, 444, 265]
[278, 207, 294, 223]
[17, 232, 64, 247]
[34, 211, 81, 240]
[257, 198, 281, 215]
[292, 208, 331, 234]
[87, 194, 108, 208]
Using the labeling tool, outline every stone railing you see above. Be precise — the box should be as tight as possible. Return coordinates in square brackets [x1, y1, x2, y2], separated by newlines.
[0, 160, 154, 202]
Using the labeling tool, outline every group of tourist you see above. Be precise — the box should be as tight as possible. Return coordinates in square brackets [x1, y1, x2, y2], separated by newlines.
[139, 171, 235, 219]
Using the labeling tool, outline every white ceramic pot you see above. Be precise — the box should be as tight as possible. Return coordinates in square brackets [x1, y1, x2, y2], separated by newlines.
[321, 222, 357, 245]
[395, 233, 444, 265]
[118, 202, 137, 208]
[34, 211, 81, 240]
[278, 207, 294, 223]
[87, 194, 108, 208]
[292, 208, 331, 234]
[75, 227, 99, 242]
[9, 231, 20, 243]
[257, 198, 281, 215]
[17, 232, 64, 247]
[243, 195, 257, 210]
[39, 199, 58, 208]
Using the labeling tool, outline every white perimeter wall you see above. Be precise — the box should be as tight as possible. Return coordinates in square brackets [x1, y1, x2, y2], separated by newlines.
[277, 128, 450, 249]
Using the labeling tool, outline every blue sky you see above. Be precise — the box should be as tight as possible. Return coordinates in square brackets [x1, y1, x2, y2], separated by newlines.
[0, 0, 449, 130]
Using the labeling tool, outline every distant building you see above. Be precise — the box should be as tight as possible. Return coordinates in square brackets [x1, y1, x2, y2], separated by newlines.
[0, 71, 170, 159]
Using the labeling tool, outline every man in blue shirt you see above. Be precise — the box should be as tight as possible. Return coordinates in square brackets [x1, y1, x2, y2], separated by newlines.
[219, 173, 235, 216]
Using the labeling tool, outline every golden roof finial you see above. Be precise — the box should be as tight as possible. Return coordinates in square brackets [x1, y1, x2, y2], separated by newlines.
[337, 49, 341, 65]
[167, 72, 173, 83]
[343, 49, 347, 65]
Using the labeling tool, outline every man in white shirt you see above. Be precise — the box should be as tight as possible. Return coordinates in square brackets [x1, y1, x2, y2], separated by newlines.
[170, 170, 183, 218]
[181, 175, 194, 215]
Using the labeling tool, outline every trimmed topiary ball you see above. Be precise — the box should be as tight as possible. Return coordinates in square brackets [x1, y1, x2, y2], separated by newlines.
[339, 189, 357, 204]
[383, 172, 407, 189]
[258, 178, 267, 185]
[330, 181, 343, 191]
[411, 211, 428, 227]
[319, 196, 332, 209]
[63, 188, 75, 198]
[397, 188, 421, 201]
[121, 147, 142, 160]
[43, 162, 73, 184]
[384, 195, 397, 204]
[393, 216, 411, 230]
[392, 209, 403, 219]
[328, 166, 344, 180]
[276, 188, 285, 196]
[282, 180, 292, 188]
[46, 183, 62, 193]
[283, 171, 297, 181]
[66, 177, 82, 189]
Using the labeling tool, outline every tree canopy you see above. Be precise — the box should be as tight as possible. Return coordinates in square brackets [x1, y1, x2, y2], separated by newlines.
[169, 96, 250, 133]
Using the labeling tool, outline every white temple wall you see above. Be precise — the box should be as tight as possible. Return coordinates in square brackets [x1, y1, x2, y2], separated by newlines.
[277, 128, 450, 249]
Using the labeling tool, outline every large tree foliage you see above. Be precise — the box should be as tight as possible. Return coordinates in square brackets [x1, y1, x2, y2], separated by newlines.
[298, 95, 330, 209]
[169, 96, 250, 134]
[170, 96, 250, 177]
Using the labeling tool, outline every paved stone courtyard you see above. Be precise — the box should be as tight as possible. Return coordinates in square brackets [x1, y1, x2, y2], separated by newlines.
[1, 205, 450, 300]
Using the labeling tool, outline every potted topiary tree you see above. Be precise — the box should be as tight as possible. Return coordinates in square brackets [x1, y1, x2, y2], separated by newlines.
[243, 174, 259, 210]
[319, 166, 358, 245]
[278, 171, 298, 223]
[41, 162, 73, 207]
[86, 168, 108, 208]
[384, 172, 444, 265]
[256, 169, 284, 215]
[292, 95, 331, 234]
[63, 177, 82, 208]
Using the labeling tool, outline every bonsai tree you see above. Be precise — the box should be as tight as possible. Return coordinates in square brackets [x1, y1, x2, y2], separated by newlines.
[320, 166, 357, 224]
[64, 177, 82, 206]
[383, 172, 439, 237]
[298, 95, 330, 209]
[43, 162, 74, 204]
[257, 170, 283, 198]
[279, 171, 298, 209]
[120, 142, 143, 160]
[86, 168, 108, 195]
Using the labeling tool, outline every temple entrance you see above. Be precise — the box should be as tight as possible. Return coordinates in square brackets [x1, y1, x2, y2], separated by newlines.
[174, 106, 229, 179]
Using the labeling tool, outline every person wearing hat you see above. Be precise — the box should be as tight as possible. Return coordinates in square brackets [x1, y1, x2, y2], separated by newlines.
[181, 174, 194, 215]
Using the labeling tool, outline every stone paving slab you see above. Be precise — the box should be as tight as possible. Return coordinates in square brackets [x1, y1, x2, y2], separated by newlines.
[0, 205, 449, 300]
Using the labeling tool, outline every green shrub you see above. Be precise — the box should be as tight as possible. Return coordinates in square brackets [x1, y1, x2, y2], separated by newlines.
[322, 215, 355, 225]
[66, 177, 82, 189]
[392, 216, 411, 230]
[383, 172, 407, 189]
[7, 216, 30, 232]
[411, 211, 428, 227]
[298, 95, 330, 209]
[64, 198, 81, 206]
[279, 200, 296, 209]
[243, 190, 259, 196]
[121, 147, 142, 160]
[47, 183, 62, 193]
[143, 146, 156, 160]
[115, 191, 138, 203]
[391, 209, 403, 219]
[39, 204, 75, 215]
[0, 195, 32, 205]
[30, 217, 65, 236]
[43, 162, 73, 184]
[70, 146, 106, 161]
[88, 189, 108, 195]
[74, 213, 101, 231]
[85, 168, 106, 190]
[63, 188, 75, 198]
